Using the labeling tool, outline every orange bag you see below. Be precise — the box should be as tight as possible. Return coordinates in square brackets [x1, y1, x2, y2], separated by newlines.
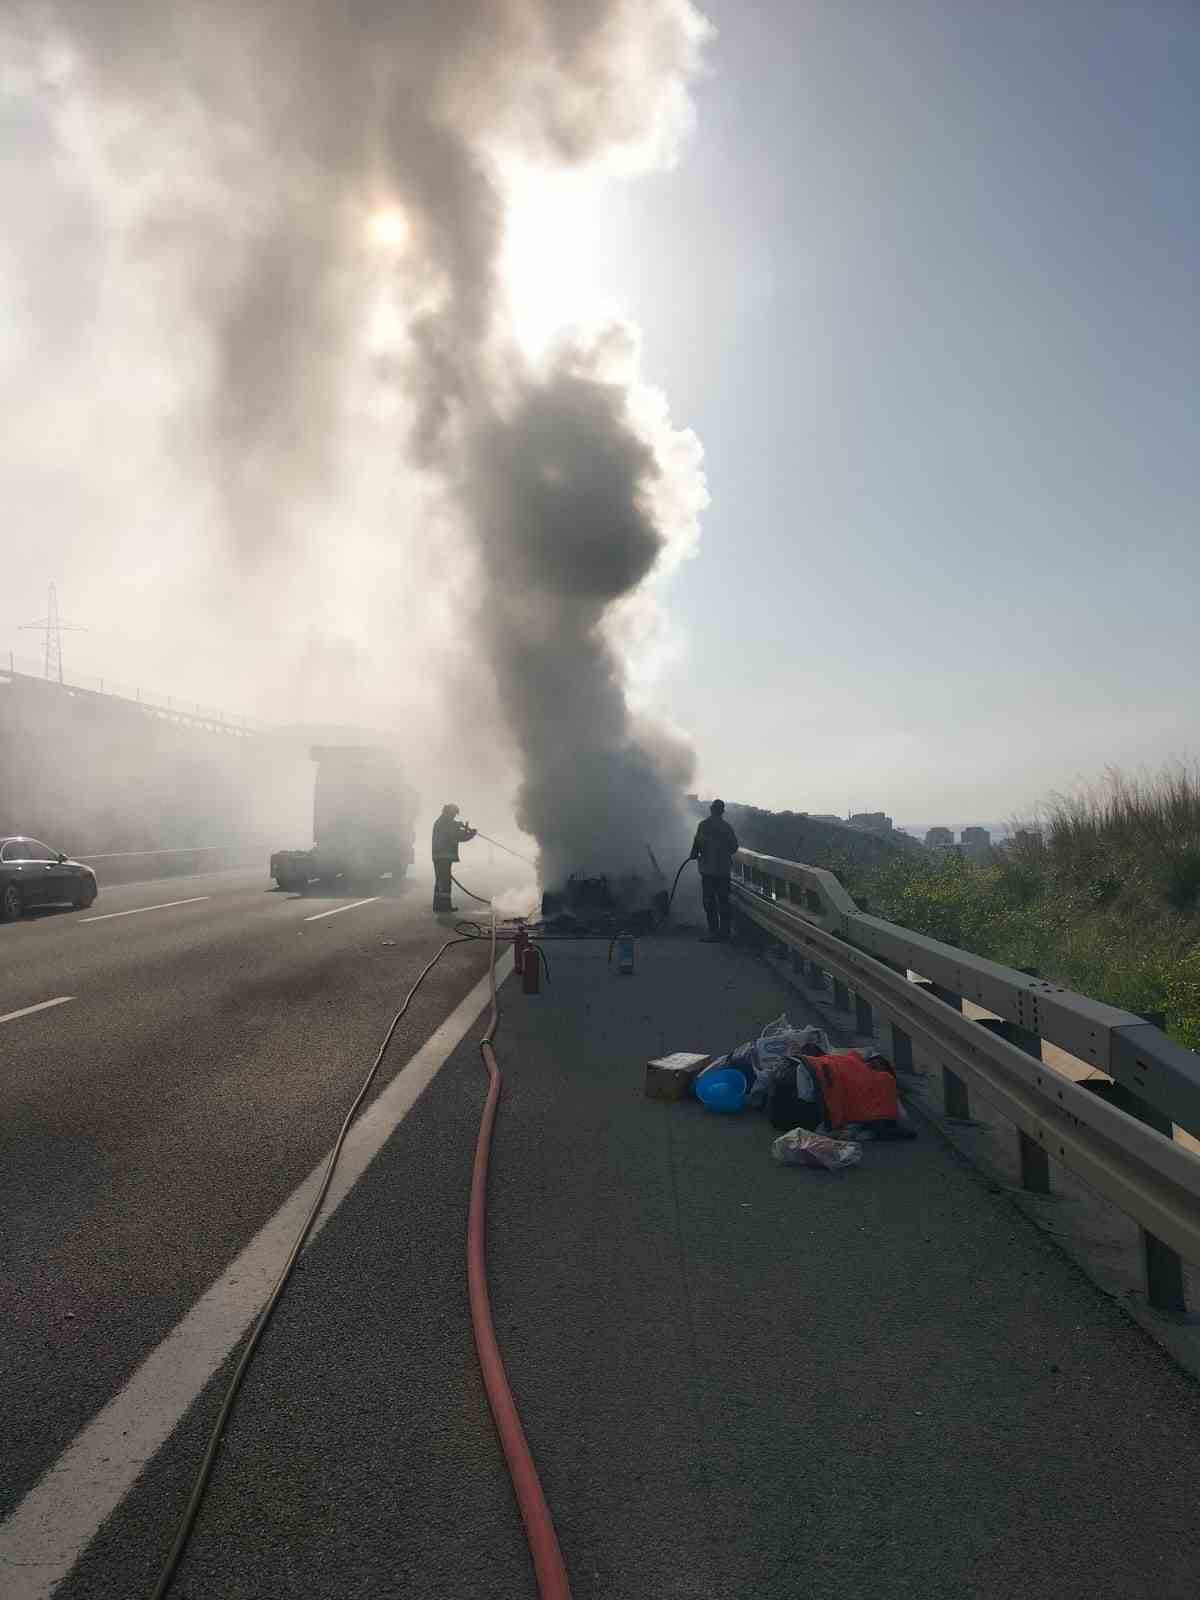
[809, 1051, 899, 1131]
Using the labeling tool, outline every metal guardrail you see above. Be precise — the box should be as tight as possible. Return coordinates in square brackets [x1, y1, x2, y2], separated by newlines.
[731, 848, 1200, 1313]
[733, 849, 1200, 1133]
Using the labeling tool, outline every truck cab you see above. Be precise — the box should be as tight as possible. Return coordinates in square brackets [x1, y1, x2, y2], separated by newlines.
[271, 745, 418, 893]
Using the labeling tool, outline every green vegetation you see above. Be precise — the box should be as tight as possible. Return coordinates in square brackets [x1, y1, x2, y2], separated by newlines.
[849, 769, 1200, 1050]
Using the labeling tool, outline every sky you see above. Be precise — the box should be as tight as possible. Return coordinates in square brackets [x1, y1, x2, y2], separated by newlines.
[2, 0, 1198, 830]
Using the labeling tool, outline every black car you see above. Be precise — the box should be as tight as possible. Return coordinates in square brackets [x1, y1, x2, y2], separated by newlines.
[0, 837, 98, 920]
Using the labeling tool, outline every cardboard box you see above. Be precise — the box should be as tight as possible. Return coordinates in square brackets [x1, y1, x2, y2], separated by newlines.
[645, 1052, 711, 1102]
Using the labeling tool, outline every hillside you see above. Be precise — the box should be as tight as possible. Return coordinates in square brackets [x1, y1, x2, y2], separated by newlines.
[703, 799, 926, 875]
[855, 768, 1200, 1050]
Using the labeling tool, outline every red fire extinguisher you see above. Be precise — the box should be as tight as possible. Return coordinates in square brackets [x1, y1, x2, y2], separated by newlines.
[522, 943, 540, 994]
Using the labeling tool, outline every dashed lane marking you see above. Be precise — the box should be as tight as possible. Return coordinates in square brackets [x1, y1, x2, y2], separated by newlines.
[0, 996, 75, 1025]
[303, 896, 379, 922]
[79, 896, 210, 924]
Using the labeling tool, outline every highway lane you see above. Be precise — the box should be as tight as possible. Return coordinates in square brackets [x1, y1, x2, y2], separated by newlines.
[1, 866, 361, 1016]
[0, 863, 513, 1521]
[24, 936, 1200, 1600]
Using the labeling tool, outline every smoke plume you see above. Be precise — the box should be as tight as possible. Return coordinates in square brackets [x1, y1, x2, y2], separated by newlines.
[9, 0, 711, 883]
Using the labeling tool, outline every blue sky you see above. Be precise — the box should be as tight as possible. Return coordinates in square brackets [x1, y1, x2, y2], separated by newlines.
[611, 0, 1199, 821]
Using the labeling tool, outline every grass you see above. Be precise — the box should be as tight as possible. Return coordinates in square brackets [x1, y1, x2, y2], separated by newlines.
[848, 766, 1200, 1051]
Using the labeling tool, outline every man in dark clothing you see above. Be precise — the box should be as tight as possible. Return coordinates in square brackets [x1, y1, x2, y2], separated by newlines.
[431, 803, 476, 913]
[690, 797, 739, 942]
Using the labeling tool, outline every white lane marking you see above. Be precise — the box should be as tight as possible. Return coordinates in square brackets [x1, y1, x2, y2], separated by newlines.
[0, 950, 513, 1600]
[0, 996, 75, 1026]
[303, 896, 379, 922]
[79, 896, 210, 924]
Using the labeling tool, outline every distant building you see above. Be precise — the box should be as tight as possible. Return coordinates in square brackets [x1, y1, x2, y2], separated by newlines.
[810, 813, 845, 825]
[848, 812, 894, 836]
[925, 826, 954, 851]
[960, 826, 992, 863]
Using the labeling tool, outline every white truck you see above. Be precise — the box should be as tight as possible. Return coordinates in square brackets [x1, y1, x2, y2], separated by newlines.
[270, 745, 418, 893]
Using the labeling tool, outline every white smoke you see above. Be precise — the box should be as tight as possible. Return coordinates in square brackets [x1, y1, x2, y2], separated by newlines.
[3, 1, 712, 881]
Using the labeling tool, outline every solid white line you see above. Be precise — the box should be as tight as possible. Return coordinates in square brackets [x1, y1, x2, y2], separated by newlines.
[0, 950, 512, 1600]
[0, 996, 75, 1026]
[303, 896, 378, 922]
[79, 896, 210, 924]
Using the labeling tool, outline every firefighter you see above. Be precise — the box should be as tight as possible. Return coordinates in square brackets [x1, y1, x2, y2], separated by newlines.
[432, 803, 477, 913]
[690, 797, 739, 942]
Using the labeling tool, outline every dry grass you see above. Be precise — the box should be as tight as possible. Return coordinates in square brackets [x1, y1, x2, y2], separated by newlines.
[1012, 765, 1200, 913]
[860, 766, 1200, 1049]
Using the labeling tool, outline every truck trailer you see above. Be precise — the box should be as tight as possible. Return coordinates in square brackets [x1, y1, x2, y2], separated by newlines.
[270, 745, 418, 893]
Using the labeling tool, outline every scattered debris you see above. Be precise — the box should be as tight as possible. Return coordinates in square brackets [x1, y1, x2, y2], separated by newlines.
[771, 1129, 862, 1171]
[706, 1015, 833, 1108]
[645, 1051, 710, 1101]
[660, 1010, 917, 1157]
[696, 1065, 747, 1113]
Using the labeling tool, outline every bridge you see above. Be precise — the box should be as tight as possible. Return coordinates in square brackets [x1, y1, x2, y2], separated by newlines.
[2, 654, 265, 739]
[2, 846, 1198, 1598]
[0, 661, 308, 860]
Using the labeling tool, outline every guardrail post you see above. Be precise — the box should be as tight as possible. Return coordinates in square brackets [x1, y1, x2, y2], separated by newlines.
[864, 954, 916, 1072]
[1143, 1232, 1187, 1317]
[917, 979, 964, 1011]
[976, 1018, 1050, 1193]
[912, 979, 970, 1117]
[888, 1024, 915, 1075]
[1079, 1010, 1186, 1313]
[854, 992, 874, 1038]
[941, 1069, 970, 1120]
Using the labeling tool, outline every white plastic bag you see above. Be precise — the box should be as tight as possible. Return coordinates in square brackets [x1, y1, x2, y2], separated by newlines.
[725, 1019, 833, 1109]
[756, 1018, 831, 1070]
[771, 1128, 862, 1171]
[794, 1059, 819, 1103]
[748, 1017, 832, 1107]
[759, 1013, 795, 1040]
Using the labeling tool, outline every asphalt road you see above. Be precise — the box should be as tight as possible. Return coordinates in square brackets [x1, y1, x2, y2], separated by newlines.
[4, 884, 1200, 1598]
[0, 864, 504, 1529]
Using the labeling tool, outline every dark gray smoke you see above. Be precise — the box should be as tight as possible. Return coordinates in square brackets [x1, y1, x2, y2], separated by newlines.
[17, 0, 710, 882]
[467, 342, 699, 882]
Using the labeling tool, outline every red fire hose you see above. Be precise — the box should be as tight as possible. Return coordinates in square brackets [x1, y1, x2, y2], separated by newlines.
[467, 925, 573, 1599]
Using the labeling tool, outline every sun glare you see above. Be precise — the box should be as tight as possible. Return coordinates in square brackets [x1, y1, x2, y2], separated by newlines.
[366, 176, 621, 358]
[500, 170, 617, 358]
[367, 208, 409, 250]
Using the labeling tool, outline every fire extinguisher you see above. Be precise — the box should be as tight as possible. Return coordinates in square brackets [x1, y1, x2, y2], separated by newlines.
[522, 943, 540, 994]
[608, 932, 635, 975]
